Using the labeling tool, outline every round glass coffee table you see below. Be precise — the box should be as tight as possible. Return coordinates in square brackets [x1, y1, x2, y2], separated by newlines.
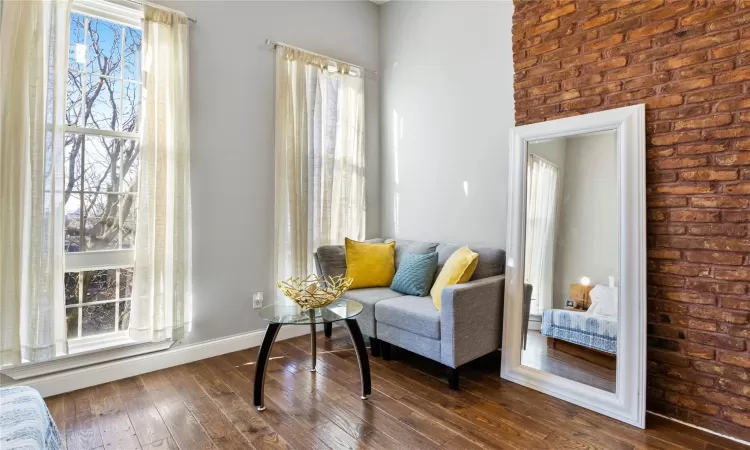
[254, 299, 371, 411]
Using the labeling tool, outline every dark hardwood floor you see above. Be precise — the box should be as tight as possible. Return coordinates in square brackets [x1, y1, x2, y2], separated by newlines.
[522, 330, 616, 393]
[46, 327, 745, 450]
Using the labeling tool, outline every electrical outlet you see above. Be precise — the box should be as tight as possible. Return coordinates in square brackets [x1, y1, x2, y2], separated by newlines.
[252, 292, 264, 309]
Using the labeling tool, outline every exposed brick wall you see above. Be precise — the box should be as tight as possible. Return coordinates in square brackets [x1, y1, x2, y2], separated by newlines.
[513, 0, 750, 440]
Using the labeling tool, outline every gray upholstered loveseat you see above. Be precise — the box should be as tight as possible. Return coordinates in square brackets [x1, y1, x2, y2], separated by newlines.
[314, 239, 506, 389]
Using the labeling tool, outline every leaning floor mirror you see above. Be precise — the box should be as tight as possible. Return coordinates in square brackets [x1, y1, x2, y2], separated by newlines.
[501, 105, 646, 428]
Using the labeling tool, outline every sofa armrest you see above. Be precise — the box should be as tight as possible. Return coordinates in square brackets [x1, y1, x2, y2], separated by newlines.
[440, 275, 505, 368]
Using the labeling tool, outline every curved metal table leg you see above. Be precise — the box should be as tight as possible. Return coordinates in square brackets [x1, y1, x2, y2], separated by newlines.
[344, 318, 371, 399]
[254, 323, 282, 411]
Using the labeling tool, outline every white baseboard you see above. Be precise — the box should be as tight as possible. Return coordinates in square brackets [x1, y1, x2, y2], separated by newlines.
[12, 325, 321, 398]
[646, 411, 750, 447]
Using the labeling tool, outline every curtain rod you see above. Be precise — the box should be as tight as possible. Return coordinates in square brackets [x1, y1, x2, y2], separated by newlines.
[120, 0, 197, 23]
[265, 39, 377, 75]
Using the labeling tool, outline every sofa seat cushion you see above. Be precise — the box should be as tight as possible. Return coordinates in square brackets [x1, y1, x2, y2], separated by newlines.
[375, 296, 441, 340]
[342, 288, 404, 337]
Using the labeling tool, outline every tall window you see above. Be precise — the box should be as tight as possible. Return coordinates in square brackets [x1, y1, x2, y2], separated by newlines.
[63, 10, 142, 342]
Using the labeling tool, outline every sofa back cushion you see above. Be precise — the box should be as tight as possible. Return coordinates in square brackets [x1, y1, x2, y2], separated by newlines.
[436, 243, 505, 281]
[385, 239, 438, 268]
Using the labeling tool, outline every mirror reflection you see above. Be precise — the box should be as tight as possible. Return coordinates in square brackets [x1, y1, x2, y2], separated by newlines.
[521, 130, 618, 393]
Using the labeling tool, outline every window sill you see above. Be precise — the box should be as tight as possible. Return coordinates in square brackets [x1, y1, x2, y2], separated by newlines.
[1, 335, 173, 381]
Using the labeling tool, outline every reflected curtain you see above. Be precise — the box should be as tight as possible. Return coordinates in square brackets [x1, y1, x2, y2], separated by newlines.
[0, 0, 70, 366]
[274, 47, 366, 295]
[129, 5, 192, 342]
[525, 154, 559, 317]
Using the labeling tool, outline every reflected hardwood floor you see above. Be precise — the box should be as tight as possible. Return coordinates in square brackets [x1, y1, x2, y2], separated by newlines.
[522, 330, 616, 392]
[45, 327, 742, 450]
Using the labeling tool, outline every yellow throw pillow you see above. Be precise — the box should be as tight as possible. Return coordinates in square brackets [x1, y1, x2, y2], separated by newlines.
[345, 238, 396, 289]
[430, 247, 479, 311]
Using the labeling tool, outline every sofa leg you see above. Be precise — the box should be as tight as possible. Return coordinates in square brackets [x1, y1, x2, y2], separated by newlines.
[447, 366, 460, 390]
[324, 322, 332, 338]
[369, 337, 381, 357]
[381, 342, 392, 361]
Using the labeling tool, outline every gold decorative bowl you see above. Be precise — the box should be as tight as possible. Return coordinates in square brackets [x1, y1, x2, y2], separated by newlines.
[277, 275, 353, 309]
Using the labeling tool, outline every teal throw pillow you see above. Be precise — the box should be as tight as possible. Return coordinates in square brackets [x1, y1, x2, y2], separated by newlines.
[390, 252, 438, 297]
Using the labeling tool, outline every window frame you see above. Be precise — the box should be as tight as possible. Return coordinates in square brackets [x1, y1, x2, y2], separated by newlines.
[64, 0, 143, 348]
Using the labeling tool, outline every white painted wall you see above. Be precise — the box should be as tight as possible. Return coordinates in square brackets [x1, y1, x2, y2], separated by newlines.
[379, 1, 515, 248]
[553, 133, 619, 309]
[154, 0, 381, 343]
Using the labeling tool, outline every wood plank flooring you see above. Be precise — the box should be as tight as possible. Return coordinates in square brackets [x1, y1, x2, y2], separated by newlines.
[45, 327, 745, 450]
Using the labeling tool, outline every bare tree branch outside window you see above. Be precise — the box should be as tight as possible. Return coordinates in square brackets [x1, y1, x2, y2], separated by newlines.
[64, 13, 142, 339]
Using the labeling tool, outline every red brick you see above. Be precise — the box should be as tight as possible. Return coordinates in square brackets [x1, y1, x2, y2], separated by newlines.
[681, 4, 736, 27]
[717, 67, 750, 84]
[630, 20, 677, 41]
[528, 83, 561, 96]
[674, 114, 733, 130]
[694, 360, 750, 382]
[717, 98, 750, 112]
[655, 236, 750, 252]
[686, 85, 743, 103]
[653, 184, 713, 195]
[696, 388, 750, 411]
[541, 4, 576, 22]
[649, 376, 694, 394]
[661, 289, 716, 305]
[664, 392, 721, 416]
[681, 31, 739, 52]
[580, 82, 622, 96]
[722, 297, 750, 311]
[685, 251, 744, 265]
[690, 197, 750, 208]
[528, 40, 560, 56]
[686, 279, 748, 295]
[648, 197, 685, 208]
[584, 34, 624, 52]
[724, 210, 750, 222]
[655, 157, 707, 170]
[720, 351, 750, 369]
[715, 268, 750, 282]
[649, 224, 686, 235]
[725, 183, 750, 195]
[609, 65, 654, 82]
[687, 330, 746, 351]
[676, 143, 728, 155]
[664, 366, 716, 387]
[649, 249, 682, 260]
[655, 104, 711, 121]
[686, 343, 718, 359]
[687, 224, 748, 237]
[618, 0, 663, 18]
[705, 127, 750, 139]
[526, 19, 560, 38]
[582, 12, 615, 30]
[689, 306, 749, 324]
[719, 378, 750, 398]
[677, 60, 735, 79]
[712, 39, 750, 59]
[723, 410, 750, 428]
[655, 53, 709, 72]
[707, 11, 750, 32]
[651, 132, 702, 146]
[631, 43, 680, 64]
[681, 170, 738, 181]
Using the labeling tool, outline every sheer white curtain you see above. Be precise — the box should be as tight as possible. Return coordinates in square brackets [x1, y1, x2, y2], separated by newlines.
[274, 47, 366, 291]
[0, 0, 70, 367]
[129, 6, 192, 342]
[524, 154, 559, 316]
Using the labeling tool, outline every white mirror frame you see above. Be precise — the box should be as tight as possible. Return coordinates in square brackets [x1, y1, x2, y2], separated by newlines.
[500, 104, 646, 428]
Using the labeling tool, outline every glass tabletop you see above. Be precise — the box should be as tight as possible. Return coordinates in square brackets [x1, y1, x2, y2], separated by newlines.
[259, 300, 363, 325]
